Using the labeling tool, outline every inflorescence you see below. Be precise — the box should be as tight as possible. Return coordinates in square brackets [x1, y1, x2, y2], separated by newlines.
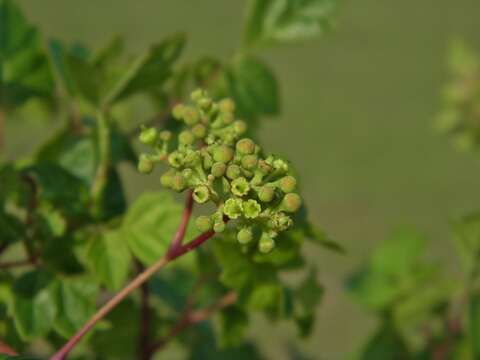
[138, 89, 302, 253]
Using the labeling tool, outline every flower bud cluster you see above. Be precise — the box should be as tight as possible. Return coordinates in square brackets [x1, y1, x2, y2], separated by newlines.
[138, 89, 302, 253]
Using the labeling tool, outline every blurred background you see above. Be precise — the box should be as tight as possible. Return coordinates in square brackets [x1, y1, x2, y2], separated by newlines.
[6, 0, 480, 358]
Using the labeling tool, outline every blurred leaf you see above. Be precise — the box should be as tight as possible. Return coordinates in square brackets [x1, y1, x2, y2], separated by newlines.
[24, 163, 90, 218]
[122, 191, 182, 265]
[12, 271, 57, 340]
[218, 306, 248, 347]
[150, 268, 196, 313]
[243, 0, 337, 49]
[0, 0, 53, 108]
[293, 268, 323, 337]
[99, 167, 127, 221]
[454, 212, 480, 277]
[53, 277, 97, 338]
[42, 234, 84, 276]
[85, 230, 131, 291]
[0, 209, 23, 246]
[226, 56, 279, 119]
[104, 33, 186, 105]
[357, 320, 409, 360]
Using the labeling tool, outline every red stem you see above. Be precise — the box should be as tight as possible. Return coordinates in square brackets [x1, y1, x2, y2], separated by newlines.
[50, 193, 215, 360]
[0, 340, 17, 356]
[168, 190, 193, 257]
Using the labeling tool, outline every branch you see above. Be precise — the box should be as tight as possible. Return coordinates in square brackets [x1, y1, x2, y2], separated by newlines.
[168, 190, 194, 257]
[50, 193, 212, 360]
[137, 261, 152, 360]
[0, 339, 17, 356]
[150, 291, 237, 353]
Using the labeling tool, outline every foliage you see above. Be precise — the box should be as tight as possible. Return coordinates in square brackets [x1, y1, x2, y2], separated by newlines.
[0, 0, 338, 359]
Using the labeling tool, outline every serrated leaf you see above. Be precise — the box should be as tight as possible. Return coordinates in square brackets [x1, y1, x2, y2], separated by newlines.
[0, 0, 53, 108]
[122, 191, 183, 265]
[85, 230, 131, 291]
[243, 0, 337, 49]
[104, 33, 186, 105]
[12, 271, 57, 340]
[226, 56, 279, 118]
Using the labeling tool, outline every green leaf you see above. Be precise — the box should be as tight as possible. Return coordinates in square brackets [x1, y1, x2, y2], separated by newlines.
[357, 320, 409, 360]
[243, 0, 337, 49]
[454, 212, 480, 277]
[122, 191, 184, 265]
[53, 277, 97, 338]
[104, 33, 186, 105]
[469, 293, 480, 359]
[12, 271, 57, 340]
[293, 268, 323, 337]
[84, 230, 131, 291]
[0, 0, 53, 108]
[218, 306, 248, 347]
[226, 56, 279, 118]
[0, 209, 23, 246]
[150, 268, 196, 312]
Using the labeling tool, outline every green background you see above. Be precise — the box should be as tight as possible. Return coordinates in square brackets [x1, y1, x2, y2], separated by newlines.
[7, 0, 480, 358]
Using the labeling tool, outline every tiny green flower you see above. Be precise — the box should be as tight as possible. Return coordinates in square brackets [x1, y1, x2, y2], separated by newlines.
[237, 227, 253, 244]
[171, 173, 186, 192]
[191, 88, 205, 102]
[223, 198, 243, 219]
[281, 193, 302, 213]
[219, 98, 235, 113]
[211, 162, 226, 177]
[233, 120, 247, 135]
[138, 154, 154, 174]
[213, 221, 226, 233]
[179, 130, 195, 145]
[193, 185, 210, 204]
[241, 154, 258, 170]
[231, 177, 250, 196]
[213, 145, 234, 163]
[273, 159, 289, 172]
[192, 124, 207, 138]
[195, 215, 212, 232]
[139, 127, 157, 145]
[226, 164, 241, 180]
[172, 104, 186, 120]
[243, 199, 261, 219]
[278, 175, 297, 193]
[236, 138, 255, 155]
[168, 151, 184, 168]
[160, 170, 174, 187]
[183, 106, 200, 125]
[257, 159, 273, 175]
[257, 185, 275, 203]
[198, 97, 212, 111]
[259, 233, 275, 253]
[159, 130, 172, 141]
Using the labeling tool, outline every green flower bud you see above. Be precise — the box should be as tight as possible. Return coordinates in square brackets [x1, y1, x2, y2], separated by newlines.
[258, 185, 275, 202]
[259, 233, 275, 253]
[213, 145, 234, 163]
[193, 185, 210, 204]
[192, 124, 207, 138]
[171, 173, 186, 192]
[195, 215, 212, 232]
[241, 154, 258, 170]
[213, 221, 226, 233]
[219, 98, 235, 113]
[234, 120, 247, 135]
[191, 88, 205, 102]
[203, 153, 213, 169]
[273, 158, 289, 172]
[231, 177, 250, 196]
[138, 154, 154, 174]
[159, 130, 172, 141]
[211, 162, 226, 177]
[168, 151, 184, 168]
[182, 168, 195, 183]
[236, 138, 255, 155]
[237, 227, 253, 244]
[183, 106, 200, 125]
[257, 160, 273, 175]
[160, 170, 174, 188]
[139, 127, 158, 145]
[226, 164, 241, 180]
[179, 130, 195, 145]
[243, 199, 261, 219]
[172, 104, 186, 120]
[183, 151, 201, 166]
[278, 176, 297, 193]
[221, 112, 234, 125]
[281, 193, 302, 213]
[198, 97, 212, 111]
[223, 198, 243, 219]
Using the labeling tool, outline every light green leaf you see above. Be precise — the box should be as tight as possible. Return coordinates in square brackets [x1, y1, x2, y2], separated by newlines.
[243, 0, 337, 49]
[226, 56, 279, 118]
[122, 191, 183, 265]
[12, 271, 57, 340]
[53, 277, 98, 338]
[85, 230, 131, 291]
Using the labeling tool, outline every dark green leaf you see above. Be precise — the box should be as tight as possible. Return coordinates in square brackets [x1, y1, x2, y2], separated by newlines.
[243, 0, 337, 49]
[219, 306, 248, 347]
[84, 230, 131, 290]
[104, 33, 186, 105]
[357, 320, 409, 360]
[12, 271, 56, 340]
[226, 56, 279, 118]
